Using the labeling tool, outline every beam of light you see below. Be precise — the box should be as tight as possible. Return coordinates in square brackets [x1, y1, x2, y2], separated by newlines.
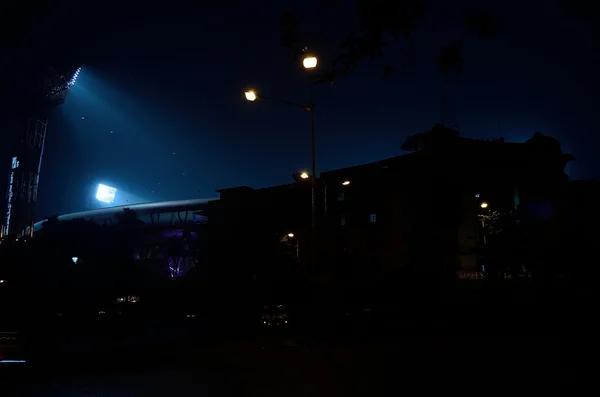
[0, 360, 27, 363]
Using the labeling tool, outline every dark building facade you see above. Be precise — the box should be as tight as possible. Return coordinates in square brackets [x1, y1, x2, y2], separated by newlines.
[320, 125, 573, 281]
[210, 124, 573, 283]
[560, 179, 600, 278]
[205, 178, 320, 283]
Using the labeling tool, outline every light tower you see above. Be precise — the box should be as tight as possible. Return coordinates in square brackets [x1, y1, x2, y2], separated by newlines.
[1, 66, 82, 238]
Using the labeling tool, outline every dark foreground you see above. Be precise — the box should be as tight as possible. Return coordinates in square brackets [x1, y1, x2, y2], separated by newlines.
[1, 279, 594, 396]
[2, 334, 572, 397]
[1, 309, 590, 397]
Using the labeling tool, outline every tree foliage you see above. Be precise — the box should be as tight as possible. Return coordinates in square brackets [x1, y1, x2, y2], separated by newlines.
[278, 0, 500, 83]
[401, 123, 460, 152]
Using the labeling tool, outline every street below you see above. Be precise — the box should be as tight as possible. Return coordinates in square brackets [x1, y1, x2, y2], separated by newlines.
[2, 333, 574, 396]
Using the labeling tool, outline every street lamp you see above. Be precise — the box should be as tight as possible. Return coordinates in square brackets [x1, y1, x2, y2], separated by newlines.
[243, 53, 319, 238]
[342, 180, 350, 186]
[244, 90, 257, 101]
[281, 232, 299, 259]
[303, 55, 318, 69]
[480, 202, 489, 209]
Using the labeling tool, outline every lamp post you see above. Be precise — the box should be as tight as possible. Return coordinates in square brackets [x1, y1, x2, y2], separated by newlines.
[480, 202, 489, 245]
[244, 53, 318, 236]
[286, 233, 299, 259]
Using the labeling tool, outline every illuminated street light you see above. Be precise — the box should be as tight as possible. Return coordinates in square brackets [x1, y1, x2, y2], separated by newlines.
[244, 50, 319, 262]
[245, 90, 257, 101]
[480, 202, 488, 209]
[342, 180, 350, 186]
[303, 56, 318, 69]
[288, 233, 295, 238]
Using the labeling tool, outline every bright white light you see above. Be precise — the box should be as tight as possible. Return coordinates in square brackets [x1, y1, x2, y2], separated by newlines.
[303, 56, 318, 69]
[480, 202, 488, 209]
[68, 67, 81, 87]
[96, 184, 117, 204]
[300, 172, 309, 179]
[245, 90, 257, 101]
[287, 233, 294, 238]
[342, 181, 350, 186]
[72, 257, 78, 264]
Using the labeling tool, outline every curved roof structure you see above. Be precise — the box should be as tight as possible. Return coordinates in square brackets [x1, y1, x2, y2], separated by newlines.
[32, 198, 218, 233]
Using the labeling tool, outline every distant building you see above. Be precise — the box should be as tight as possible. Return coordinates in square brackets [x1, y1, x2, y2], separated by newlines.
[211, 124, 573, 282]
[210, 178, 317, 271]
[320, 124, 573, 280]
[561, 179, 600, 278]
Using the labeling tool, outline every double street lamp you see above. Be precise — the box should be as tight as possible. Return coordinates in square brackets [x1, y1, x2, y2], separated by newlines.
[244, 53, 318, 235]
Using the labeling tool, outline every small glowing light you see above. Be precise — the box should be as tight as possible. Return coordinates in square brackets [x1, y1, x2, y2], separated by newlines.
[81, 116, 85, 119]
[300, 172, 309, 179]
[71, 257, 78, 264]
[245, 90, 257, 101]
[0, 280, 4, 284]
[480, 202, 488, 209]
[0, 360, 27, 364]
[342, 181, 350, 186]
[263, 321, 267, 324]
[285, 320, 288, 324]
[287, 233, 294, 238]
[303, 56, 318, 69]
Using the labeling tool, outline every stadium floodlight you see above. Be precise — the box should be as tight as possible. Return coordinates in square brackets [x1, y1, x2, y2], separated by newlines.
[44, 65, 83, 106]
[96, 184, 117, 204]
[68, 67, 81, 87]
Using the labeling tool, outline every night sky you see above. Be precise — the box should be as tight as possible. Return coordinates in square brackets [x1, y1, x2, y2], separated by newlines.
[1, 0, 599, 218]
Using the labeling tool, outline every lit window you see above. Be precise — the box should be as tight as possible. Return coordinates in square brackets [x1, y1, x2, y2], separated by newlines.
[369, 213, 377, 223]
[340, 215, 346, 226]
[337, 192, 345, 202]
[475, 193, 480, 198]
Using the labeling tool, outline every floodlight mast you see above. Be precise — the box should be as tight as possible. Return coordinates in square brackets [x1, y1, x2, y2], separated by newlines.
[2, 65, 82, 238]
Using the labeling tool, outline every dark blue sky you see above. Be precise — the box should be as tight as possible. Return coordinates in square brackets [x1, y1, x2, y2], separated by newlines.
[2, 0, 599, 217]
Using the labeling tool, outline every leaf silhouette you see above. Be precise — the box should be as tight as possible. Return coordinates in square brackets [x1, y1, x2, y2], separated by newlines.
[437, 42, 462, 75]
[278, 10, 301, 50]
[382, 65, 396, 80]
